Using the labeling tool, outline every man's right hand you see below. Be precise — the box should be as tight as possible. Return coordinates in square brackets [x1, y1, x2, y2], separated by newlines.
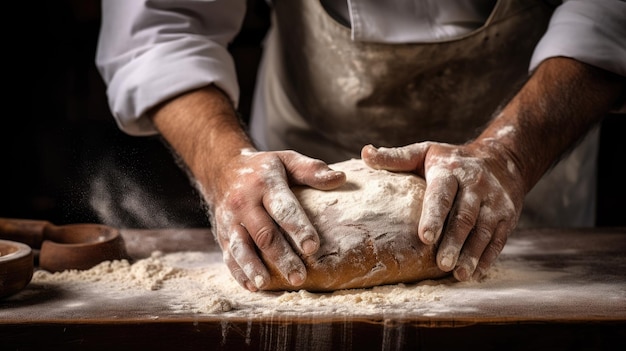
[149, 86, 345, 291]
[209, 148, 345, 291]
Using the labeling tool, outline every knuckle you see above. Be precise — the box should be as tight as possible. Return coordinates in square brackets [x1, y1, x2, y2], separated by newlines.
[263, 155, 284, 170]
[222, 249, 233, 265]
[489, 234, 507, 253]
[269, 197, 298, 223]
[279, 150, 298, 159]
[253, 225, 277, 250]
[432, 186, 456, 209]
[473, 226, 493, 244]
[436, 191, 455, 210]
[223, 190, 248, 212]
[307, 159, 329, 173]
[452, 209, 475, 230]
[423, 195, 452, 225]
[228, 238, 245, 260]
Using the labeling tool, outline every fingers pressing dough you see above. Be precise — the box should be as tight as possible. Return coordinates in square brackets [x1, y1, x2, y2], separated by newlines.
[261, 159, 448, 291]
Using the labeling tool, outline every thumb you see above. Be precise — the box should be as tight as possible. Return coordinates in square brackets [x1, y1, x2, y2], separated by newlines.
[361, 143, 430, 175]
[279, 151, 346, 190]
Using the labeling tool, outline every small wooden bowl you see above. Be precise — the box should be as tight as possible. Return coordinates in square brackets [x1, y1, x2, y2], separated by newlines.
[0, 239, 34, 298]
[39, 223, 128, 272]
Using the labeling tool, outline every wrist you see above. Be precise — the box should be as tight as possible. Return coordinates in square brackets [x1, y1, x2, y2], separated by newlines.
[476, 57, 625, 193]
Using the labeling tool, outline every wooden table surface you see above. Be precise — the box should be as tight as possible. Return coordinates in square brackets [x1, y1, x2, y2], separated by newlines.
[1, 227, 625, 350]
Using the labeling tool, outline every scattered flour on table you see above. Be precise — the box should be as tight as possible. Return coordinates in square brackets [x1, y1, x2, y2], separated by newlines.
[30, 246, 575, 317]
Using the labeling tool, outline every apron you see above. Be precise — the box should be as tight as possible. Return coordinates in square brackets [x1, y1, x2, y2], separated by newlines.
[249, 0, 598, 227]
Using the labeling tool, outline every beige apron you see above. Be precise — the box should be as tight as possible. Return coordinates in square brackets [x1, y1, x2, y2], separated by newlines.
[250, 0, 598, 227]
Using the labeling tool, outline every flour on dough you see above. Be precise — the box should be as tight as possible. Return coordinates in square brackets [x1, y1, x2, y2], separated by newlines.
[263, 158, 447, 291]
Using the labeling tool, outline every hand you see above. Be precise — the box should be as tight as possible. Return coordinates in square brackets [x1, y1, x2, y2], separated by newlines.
[361, 57, 625, 282]
[361, 140, 525, 281]
[148, 86, 346, 292]
[209, 149, 346, 291]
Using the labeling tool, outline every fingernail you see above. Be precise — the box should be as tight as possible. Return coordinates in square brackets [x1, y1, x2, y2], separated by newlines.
[331, 170, 345, 178]
[245, 281, 258, 292]
[288, 271, 305, 286]
[423, 230, 435, 243]
[361, 144, 376, 157]
[254, 275, 266, 289]
[472, 268, 485, 281]
[440, 255, 454, 270]
[455, 266, 469, 281]
[302, 239, 318, 255]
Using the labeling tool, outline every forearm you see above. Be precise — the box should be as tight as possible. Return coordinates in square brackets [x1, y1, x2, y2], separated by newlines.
[476, 57, 625, 194]
[149, 85, 255, 200]
[148, 83, 349, 291]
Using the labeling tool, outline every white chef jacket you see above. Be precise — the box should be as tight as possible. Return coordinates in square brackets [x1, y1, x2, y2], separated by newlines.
[96, 0, 626, 136]
[96, 0, 625, 228]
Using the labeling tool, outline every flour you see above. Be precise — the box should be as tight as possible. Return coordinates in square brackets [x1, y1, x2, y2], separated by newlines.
[26, 233, 626, 319]
[34, 252, 181, 291]
[31, 250, 453, 315]
[254, 158, 447, 291]
[26, 156, 622, 317]
[298, 160, 421, 224]
[32, 251, 236, 314]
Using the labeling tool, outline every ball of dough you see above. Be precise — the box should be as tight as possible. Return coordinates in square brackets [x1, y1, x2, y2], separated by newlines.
[262, 159, 447, 291]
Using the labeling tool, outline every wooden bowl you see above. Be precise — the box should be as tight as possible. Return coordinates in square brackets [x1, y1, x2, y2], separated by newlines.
[39, 223, 129, 272]
[0, 239, 34, 298]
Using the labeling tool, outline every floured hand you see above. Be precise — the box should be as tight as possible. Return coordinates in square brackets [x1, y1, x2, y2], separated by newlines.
[359, 58, 626, 282]
[147, 86, 347, 292]
[209, 149, 346, 291]
[260, 159, 448, 292]
[361, 140, 525, 282]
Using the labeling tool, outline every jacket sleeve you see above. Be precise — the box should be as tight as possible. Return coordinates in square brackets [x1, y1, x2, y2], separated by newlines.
[96, 0, 247, 136]
[530, 0, 625, 72]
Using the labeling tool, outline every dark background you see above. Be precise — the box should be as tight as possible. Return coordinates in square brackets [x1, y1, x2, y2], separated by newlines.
[1, 0, 624, 229]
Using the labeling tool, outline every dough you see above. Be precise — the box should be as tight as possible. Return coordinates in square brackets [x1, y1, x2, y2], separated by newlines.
[263, 159, 448, 291]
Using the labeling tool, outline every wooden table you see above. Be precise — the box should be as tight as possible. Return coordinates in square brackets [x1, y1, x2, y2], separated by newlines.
[1, 227, 625, 350]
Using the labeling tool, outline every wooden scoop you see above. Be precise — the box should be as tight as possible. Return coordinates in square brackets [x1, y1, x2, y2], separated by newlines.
[0, 218, 130, 273]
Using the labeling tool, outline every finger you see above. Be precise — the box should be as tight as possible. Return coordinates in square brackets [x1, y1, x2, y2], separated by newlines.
[418, 168, 458, 245]
[243, 206, 307, 287]
[264, 183, 320, 255]
[225, 223, 271, 291]
[279, 151, 346, 190]
[436, 191, 480, 272]
[361, 143, 430, 173]
[223, 250, 255, 291]
[472, 221, 510, 280]
[453, 218, 494, 281]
